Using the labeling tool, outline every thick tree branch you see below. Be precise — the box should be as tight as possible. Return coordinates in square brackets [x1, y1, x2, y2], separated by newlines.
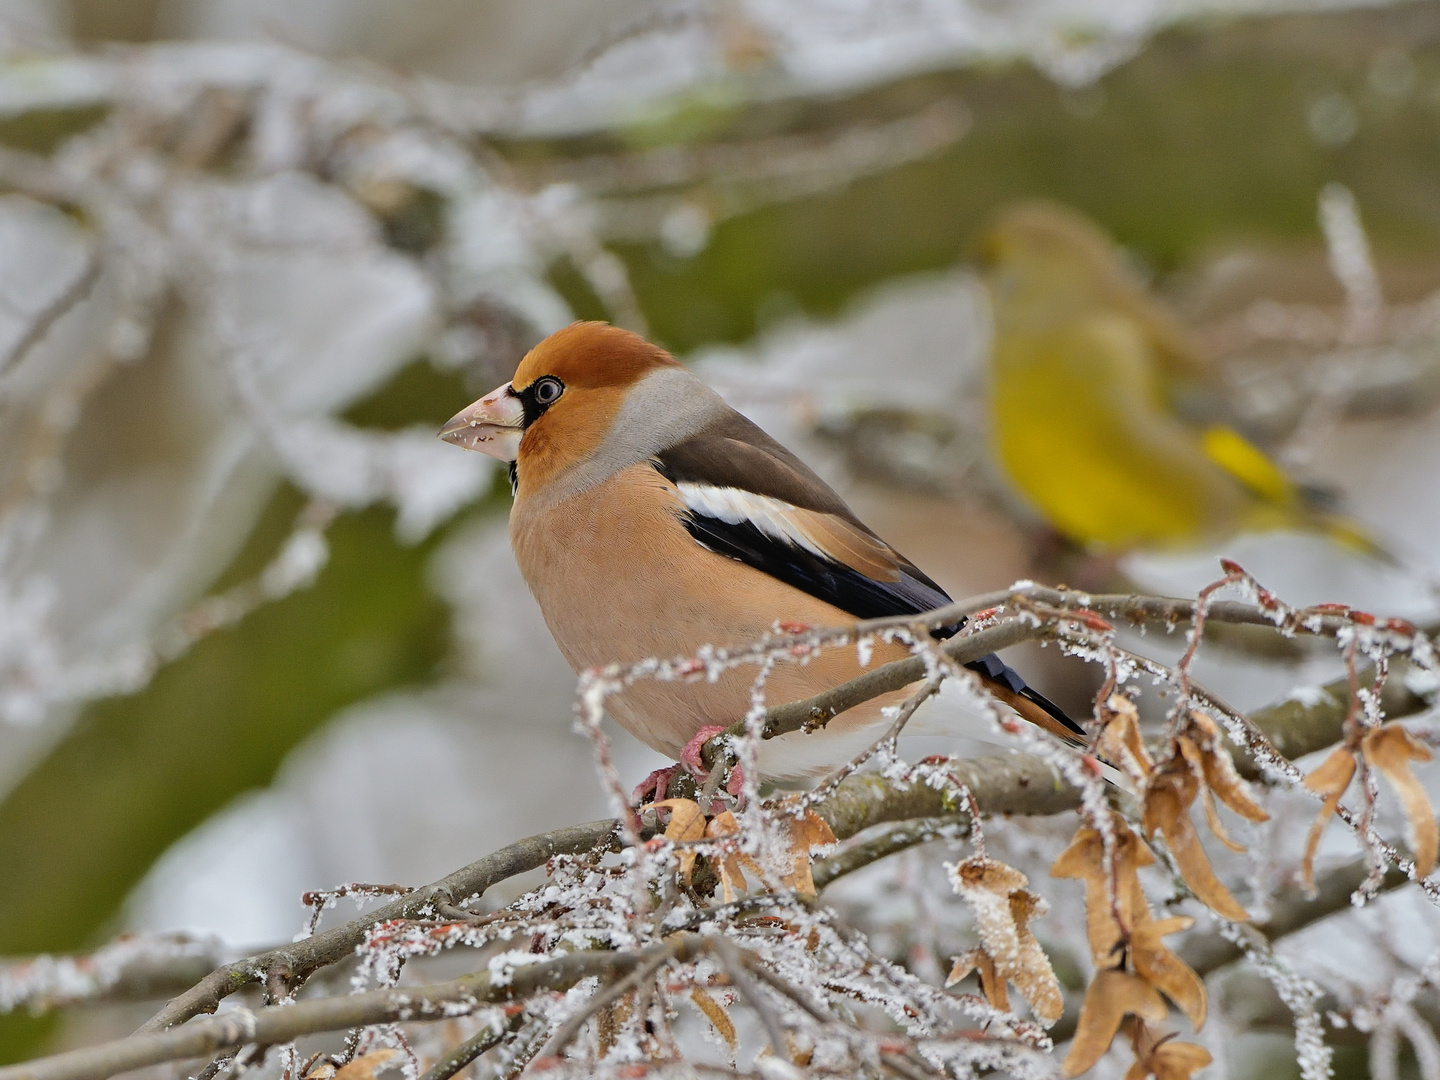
[1, 938, 228, 1014]
[1179, 858, 1410, 976]
[138, 820, 622, 1032]
[0, 938, 713, 1080]
[816, 751, 1081, 839]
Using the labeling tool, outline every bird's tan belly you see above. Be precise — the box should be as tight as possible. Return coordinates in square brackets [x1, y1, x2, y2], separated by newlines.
[509, 465, 911, 759]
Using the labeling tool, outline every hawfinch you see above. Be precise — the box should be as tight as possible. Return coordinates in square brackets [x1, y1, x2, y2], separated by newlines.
[440, 322, 1082, 784]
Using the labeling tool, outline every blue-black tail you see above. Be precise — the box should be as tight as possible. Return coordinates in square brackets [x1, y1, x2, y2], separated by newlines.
[964, 652, 1087, 743]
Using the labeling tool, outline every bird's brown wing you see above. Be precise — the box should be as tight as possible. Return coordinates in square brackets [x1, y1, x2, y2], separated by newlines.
[653, 409, 954, 621]
[651, 411, 1086, 741]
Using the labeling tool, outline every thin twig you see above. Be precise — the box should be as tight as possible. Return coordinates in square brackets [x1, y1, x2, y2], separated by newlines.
[0, 249, 101, 377]
[0, 936, 228, 1015]
[812, 817, 969, 890]
[715, 939, 790, 1061]
[734, 955, 831, 1024]
[416, 1008, 525, 1080]
[536, 942, 684, 1062]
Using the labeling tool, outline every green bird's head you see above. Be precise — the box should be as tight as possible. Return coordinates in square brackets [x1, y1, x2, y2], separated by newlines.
[978, 200, 1210, 393]
[979, 200, 1144, 331]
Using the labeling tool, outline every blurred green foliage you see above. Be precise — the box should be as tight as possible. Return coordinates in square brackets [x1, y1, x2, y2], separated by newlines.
[550, 6, 1440, 350]
[0, 355, 478, 1063]
[0, 105, 107, 154]
[0, 492, 451, 1060]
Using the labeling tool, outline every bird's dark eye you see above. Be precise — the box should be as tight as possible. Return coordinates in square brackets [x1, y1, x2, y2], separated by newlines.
[532, 376, 564, 406]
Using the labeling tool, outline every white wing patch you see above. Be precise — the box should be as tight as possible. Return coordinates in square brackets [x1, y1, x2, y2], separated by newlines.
[675, 482, 828, 558]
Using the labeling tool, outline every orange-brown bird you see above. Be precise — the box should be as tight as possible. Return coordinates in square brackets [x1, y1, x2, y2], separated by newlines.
[440, 322, 1081, 795]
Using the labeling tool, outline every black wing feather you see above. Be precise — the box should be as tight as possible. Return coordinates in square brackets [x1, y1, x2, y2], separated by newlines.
[676, 510, 952, 624]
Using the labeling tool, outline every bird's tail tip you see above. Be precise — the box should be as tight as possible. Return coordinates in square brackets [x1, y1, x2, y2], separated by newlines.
[1017, 684, 1088, 744]
[1317, 512, 1403, 568]
[966, 653, 1087, 744]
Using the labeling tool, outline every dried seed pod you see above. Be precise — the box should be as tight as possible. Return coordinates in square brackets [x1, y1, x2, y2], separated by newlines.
[1143, 762, 1248, 921]
[949, 856, 1064, 1024]
[1130, 916, 1206, 1029]
[1052, 822, 1155, 964]
[1362, 724, 1438, 877]
[1301, 745, 1358, 891]
[1064, 970, 1168, 1077]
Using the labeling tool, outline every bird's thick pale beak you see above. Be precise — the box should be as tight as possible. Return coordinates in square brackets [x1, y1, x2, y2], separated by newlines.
[438, 383, 525, 461]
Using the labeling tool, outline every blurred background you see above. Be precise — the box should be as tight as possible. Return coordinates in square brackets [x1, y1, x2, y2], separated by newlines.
[2, 0, 1440, 1074]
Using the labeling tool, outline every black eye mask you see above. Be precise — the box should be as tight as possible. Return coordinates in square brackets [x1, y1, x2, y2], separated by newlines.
[513, 375, 565, 427]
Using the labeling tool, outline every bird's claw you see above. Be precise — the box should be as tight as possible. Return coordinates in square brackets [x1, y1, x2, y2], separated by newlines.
[632, 765, 684, 805]
[632, 726, 735, 807]
[680, 725, 730, 775]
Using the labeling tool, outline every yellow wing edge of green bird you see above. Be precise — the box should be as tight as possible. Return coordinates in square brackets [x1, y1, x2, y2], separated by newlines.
[1200, 425, 1394, 563]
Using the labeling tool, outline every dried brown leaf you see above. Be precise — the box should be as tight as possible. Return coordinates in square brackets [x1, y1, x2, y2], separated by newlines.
[706, 810, 763, 902]
[705, 809, 740, 836]
[1064, 970, 1168, 1077]
[1099, 695, 1155, 783]
[1008, 889, 1065, 1024]
[952, 854, 1031, 896]
[1052, 823, 1155, 964]
[1177, 738, 1243, 853]
[715, 856, 748, 902]
[1124, 1038, 1214, 1080]
[945, 946, 982, 986]
[1131, 916, 1206, 1030]
[331, 1051, 399, 1080]
[1189, 712, 1269, 823]
[689, 986, 737, 1051]
[778, 856, 815, 894]
[1301, 745, 1358, 891]
[947, 947, 1010, 1013]
[1143, 767, 1248, 921]
[950, 857, 1064, 1025]
[653, 798, 707, 887]
[653, 798, 707, 841]
[1363, 724, 1438, 877]
[777, 808, 838, 896]
[1304, 743, 1360, 797]
[772, 798, 839, 848]
[1198, 784, 1246, 854]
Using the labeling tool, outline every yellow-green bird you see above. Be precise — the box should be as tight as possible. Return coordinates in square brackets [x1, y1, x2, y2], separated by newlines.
[980, 200, 1380, 555]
